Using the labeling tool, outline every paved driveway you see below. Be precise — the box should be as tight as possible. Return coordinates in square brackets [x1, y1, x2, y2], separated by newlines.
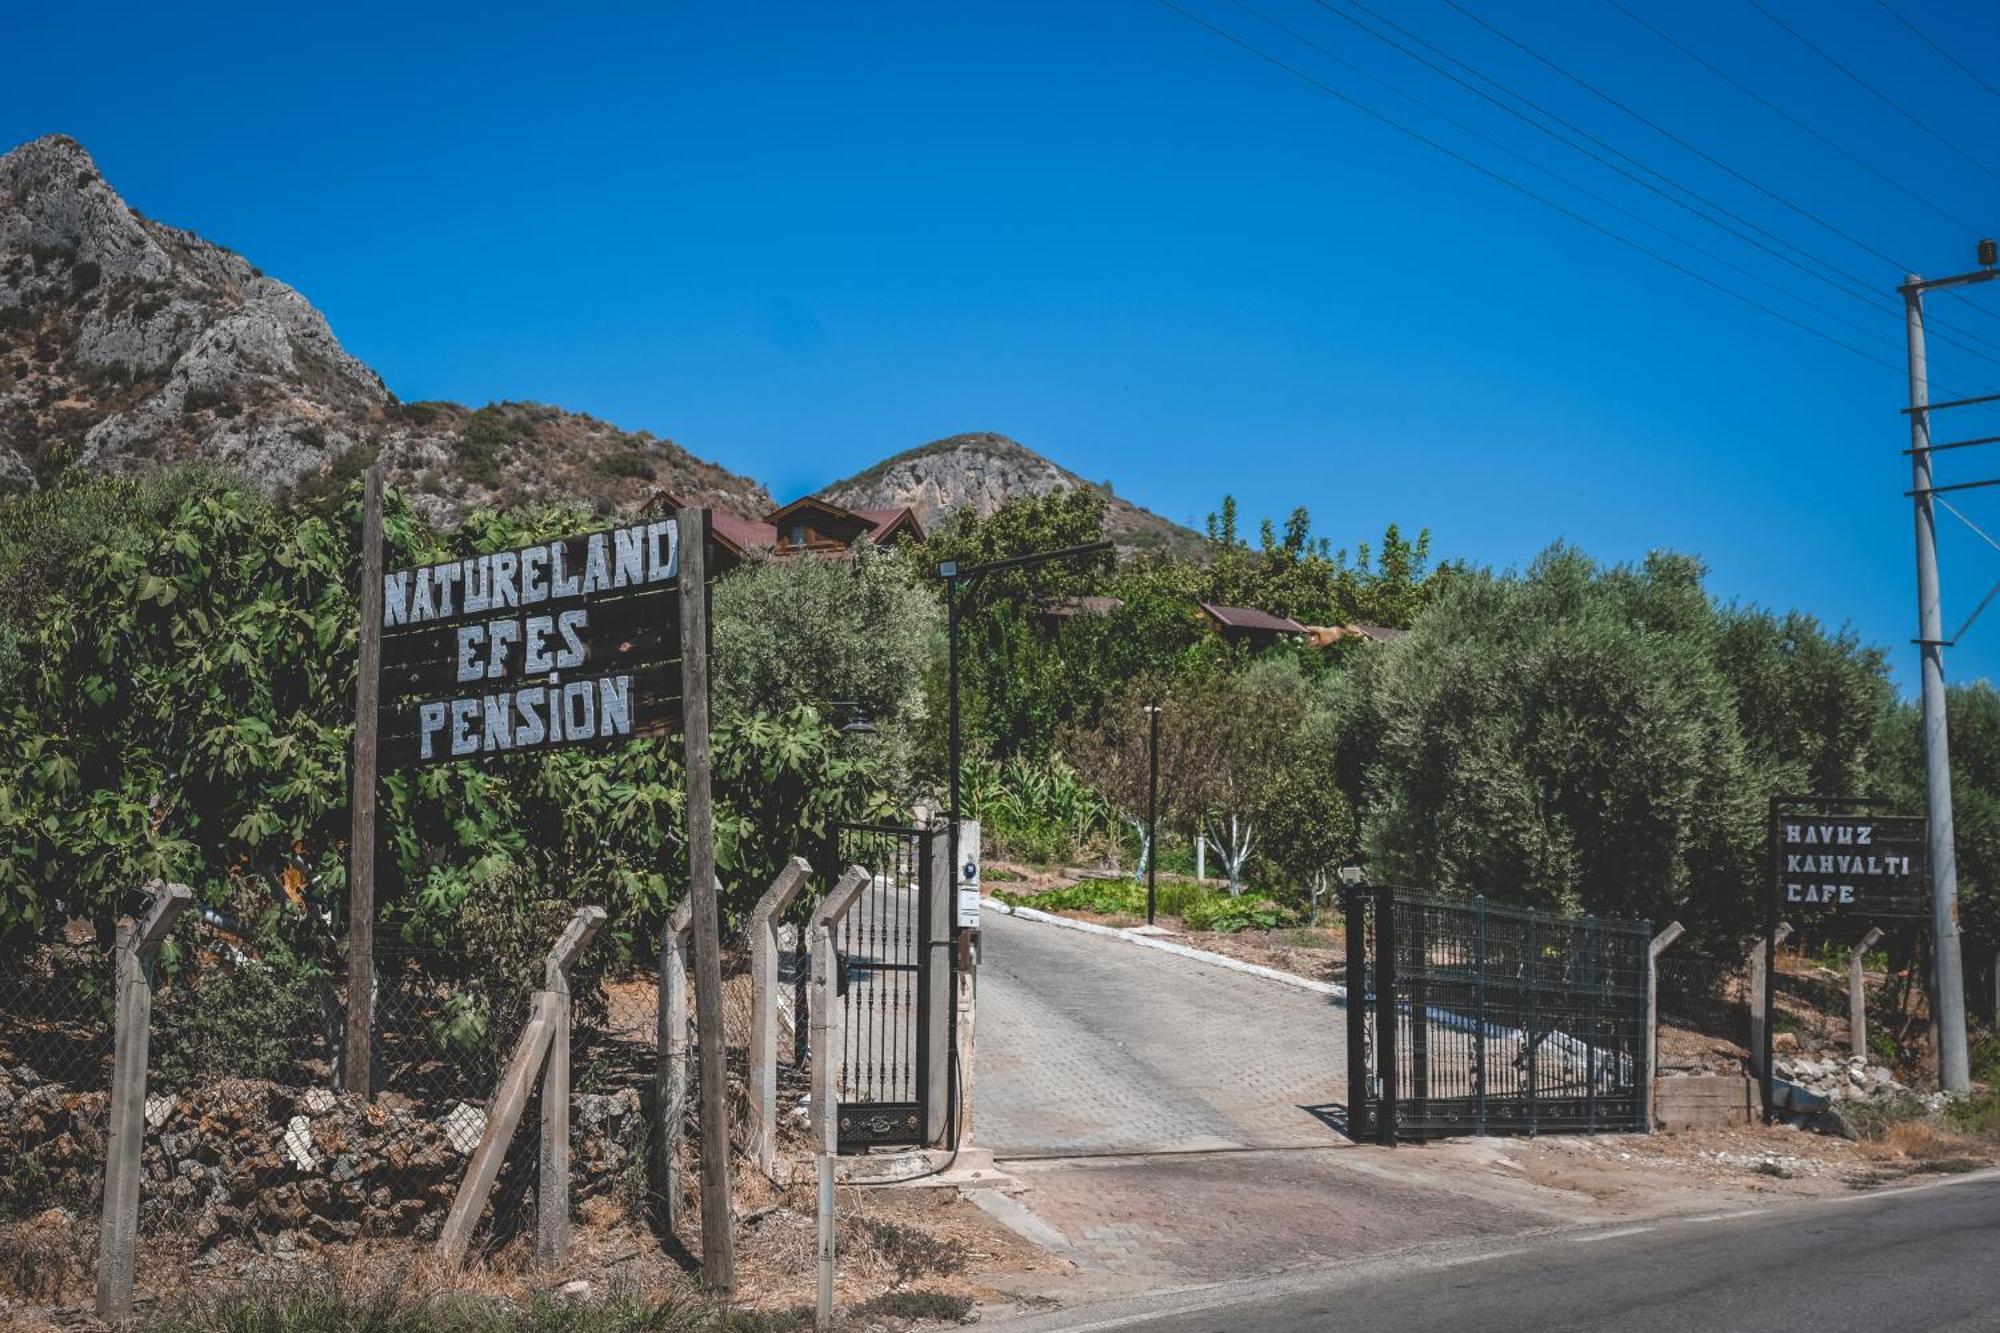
[974, 908, 1350, 1157]
[969, 908, 1580, 1288]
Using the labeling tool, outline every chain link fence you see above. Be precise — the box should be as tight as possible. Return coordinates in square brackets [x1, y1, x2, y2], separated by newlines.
[1654, 946, 1752, 1074]
[0, 933, 114, 1228]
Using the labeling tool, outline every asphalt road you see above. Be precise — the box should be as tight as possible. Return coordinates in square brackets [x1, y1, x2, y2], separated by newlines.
[995, 1172, 2000, 1333]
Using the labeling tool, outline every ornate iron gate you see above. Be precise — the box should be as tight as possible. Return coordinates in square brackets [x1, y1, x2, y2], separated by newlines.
[1344, 887, 1651, 1143]
[824, 821, 937, 1151]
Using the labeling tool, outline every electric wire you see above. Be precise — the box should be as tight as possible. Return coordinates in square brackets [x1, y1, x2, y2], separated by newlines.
[1872, 0, 2000, 111]
[1305, 0, 2000, 372]
[1605, 0, 1986, 237]
[1743, 0, 2000, 187]
[1388, 0, 2000, 364]
[1227, 0, 1921, 360]
[1151, 0, 1905, 374]
[1439, 0, 1939, 270]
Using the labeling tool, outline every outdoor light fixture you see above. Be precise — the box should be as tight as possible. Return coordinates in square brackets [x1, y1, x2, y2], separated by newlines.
[1336, 860, 1367, 888]
[1982, 238, 1997, 269]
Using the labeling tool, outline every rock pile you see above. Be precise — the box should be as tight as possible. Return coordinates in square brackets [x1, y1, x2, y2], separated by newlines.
[0, 1064, 643, 1254]
[1773, 1052, 1902, 1103]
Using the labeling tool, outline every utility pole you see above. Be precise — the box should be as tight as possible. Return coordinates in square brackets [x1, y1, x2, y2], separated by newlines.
[1145, 702, 1161, 926]
[1901, 257, 1993, 1096]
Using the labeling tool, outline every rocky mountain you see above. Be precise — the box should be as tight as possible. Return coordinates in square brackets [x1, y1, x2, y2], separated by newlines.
[0, 135, 769, 524]
[819, 432, 1202, 555]
[2, 136, 1196, 549]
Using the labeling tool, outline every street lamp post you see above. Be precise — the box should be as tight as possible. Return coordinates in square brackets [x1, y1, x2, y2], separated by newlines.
[939, 540, 1116, 916]
[1145, 703, 1161, 926]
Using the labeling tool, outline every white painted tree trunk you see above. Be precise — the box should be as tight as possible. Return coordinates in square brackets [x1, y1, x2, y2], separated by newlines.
[1204, 815, 1255, 897]
[1126, 816, 1150, 885]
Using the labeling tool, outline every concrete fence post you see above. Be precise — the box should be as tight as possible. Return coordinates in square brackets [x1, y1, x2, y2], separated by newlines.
[749, 858, 813, 1180]
[1747, 922, 1793, 1080]
[1644, 921, 1684, 1132]
[807, 867, 871, 1152]
[807, 866, 867, 1333]
[537, 905, 605, 1268]
[1849, 926, 1885, 1065]
[96, 881, 192, 1321]
[656, 898, 693, 1235]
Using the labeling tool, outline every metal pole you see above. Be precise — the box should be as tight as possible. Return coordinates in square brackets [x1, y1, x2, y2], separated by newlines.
[946, 572, 960, 946]
[1906, 276, 1973, 1095]
[1146, 703, 1160, 925]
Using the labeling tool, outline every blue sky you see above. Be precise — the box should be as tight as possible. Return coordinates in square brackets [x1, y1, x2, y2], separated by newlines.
[9, 0, 2000, 690]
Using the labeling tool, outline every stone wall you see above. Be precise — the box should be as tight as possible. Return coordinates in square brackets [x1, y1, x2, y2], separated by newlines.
[0, 1063, 643, 1256]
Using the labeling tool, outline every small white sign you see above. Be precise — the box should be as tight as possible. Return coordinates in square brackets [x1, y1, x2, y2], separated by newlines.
[956, 819, 981, 929]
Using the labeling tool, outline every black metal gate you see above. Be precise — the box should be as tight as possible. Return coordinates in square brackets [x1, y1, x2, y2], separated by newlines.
[825, 821, 936, 1152]
[1344, 887, 1651, 1142]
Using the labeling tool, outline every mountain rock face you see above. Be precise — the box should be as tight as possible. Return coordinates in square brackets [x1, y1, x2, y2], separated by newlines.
[4, 136, 1187, 545]
[820, 431, 1200, 554]
[0, 135, 769, 524]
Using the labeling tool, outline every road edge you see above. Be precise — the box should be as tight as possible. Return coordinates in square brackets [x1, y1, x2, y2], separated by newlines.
[982, 897, 1346, 1001]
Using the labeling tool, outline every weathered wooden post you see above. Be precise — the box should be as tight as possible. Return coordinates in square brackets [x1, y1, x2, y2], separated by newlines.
[436, 991, 559, 1267]
[97, 881, 192, 1321]
[538, 905, 605, 1267]
[656, 898, 693, 1234]
[345, 464, 383, 1096]
[675, 507, 736, 1293]
[809, 865, 867, 1333]
[749, 858, 812, 1180]
[1747, 921, 1793, 1080]
[1645, 921, 1685, 1132]
[1849, 926, 1885, 1064]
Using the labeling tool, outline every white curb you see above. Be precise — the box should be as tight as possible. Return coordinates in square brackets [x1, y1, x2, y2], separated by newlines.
[982, 897, 1346, 1001]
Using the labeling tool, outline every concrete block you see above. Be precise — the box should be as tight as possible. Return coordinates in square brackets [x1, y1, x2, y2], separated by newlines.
[1654, 1074, 1757, 1131]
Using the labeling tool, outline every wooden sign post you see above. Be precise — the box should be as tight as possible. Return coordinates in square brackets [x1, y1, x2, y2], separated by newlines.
[677, 508, 735, 1292]
[345, 465, 384, 1094]
[358, 498, 719, 1271]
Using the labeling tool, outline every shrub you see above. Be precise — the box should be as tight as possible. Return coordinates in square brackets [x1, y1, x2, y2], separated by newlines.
[993, 876, 1286, 930]
[1181, 894, 1296, 933]
[1842, 1089, 1932, 1141]
[1945, 1085, 2000, 1139]
[593, 450, 654, 481]
[961, 754, 1112, 866]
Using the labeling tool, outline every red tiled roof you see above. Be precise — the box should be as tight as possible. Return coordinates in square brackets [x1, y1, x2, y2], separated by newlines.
[1199, 603, 1306, 634]
[710, 508, 777, 553]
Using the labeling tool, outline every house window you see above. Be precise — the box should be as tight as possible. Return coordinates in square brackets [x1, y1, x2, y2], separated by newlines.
[790, 522, 808, 548]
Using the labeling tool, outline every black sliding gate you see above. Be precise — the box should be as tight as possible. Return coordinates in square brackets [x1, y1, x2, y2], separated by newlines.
[1344, 887, 1650, 1142]
[824, 821, 937, 1152]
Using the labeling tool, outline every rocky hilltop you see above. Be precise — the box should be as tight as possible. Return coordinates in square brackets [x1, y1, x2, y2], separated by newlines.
[3, 135, 1195, 546]
[820, 432, 1201, 555]
[0, 135, 768, 524]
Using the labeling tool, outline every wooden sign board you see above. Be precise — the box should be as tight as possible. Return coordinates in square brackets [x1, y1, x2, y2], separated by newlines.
[1771, 811, 1926, 921]
[378, 518, 684, 766]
